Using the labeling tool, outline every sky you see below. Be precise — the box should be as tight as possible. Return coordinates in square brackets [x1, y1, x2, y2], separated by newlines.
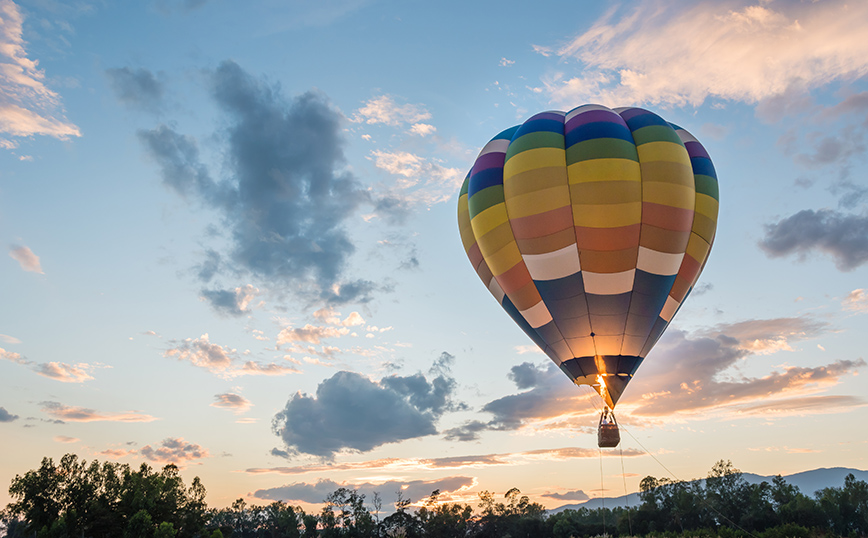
[1, 0, 867, 513]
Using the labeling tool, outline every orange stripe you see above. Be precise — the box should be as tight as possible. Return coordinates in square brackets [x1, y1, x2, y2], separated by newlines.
[575, 224, 640, 251]
[643, 202, 694, 232]
[510, 206, 573, 239]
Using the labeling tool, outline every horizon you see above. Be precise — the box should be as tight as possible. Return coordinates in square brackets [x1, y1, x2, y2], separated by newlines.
[2, 0, 867, 513]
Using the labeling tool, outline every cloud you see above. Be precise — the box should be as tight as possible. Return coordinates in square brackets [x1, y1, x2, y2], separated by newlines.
[33, 362, 95, 383]
[736, 395, 866, 415]
[273, 354, 463, 458]
[0, 406, 18, 422]
[368, 149, 463, 212]
[140, 437, 209, 463]
[200, 284, 260, 316]
[210, 392, 252, 414]
[759, 208, 868, 271]
[54, 435, 79, 443]
[408, 123, 436, 136]
[843, 289, 868, 313]
[541, 489, 590, 502]
[9, 245, 43, 273]
[238, 361, 301, 376]
[105, 67, 165, 113]
[499, 57, 515, 67]
[0, 0, 80, 143]
[1, 348, 102, 383]
[353, 95, 431, 126]
[165, 333, 235, 373]
[98, 448, 136, 459]
[40, 401, 157, 422]
[277, 324, 350, 346]
[139, 60, 371, 301]
[0, 334, 21, 344]
[624, 324, 865, 416]
[544, 1, 868, 108]
[253, 476, 474, 505]
[702, 317, 829, 355]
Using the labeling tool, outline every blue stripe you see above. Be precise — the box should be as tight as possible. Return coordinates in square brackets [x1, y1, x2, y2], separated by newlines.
[623, 111, 668, 131]
[566, 121, 634, 147]
[514, 118, 564, 138]
[468, 167, 503, 197]
[690, 156, 717, 179]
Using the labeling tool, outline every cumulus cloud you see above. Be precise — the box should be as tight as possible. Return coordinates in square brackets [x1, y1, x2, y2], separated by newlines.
[543, 1, 868, 109]
[105, 67, 165, 113]
[40, 401, 157, 422]
[0, 406, 19, 422]
[9, 245, 43, 273]
[277, 324, 350, 346]
[210, 392, 252, 414]
[200, 284, 260, 316]
[272, 353, 463, 458]
[140, 437, 209, 464]
[843, 289, 868, 313]
[368, 149, 463, 215]
[253, 476, 474, 505]
[353, 95, 431, 126]
[139, 60, 372, 302]
[759, 208, 868, 271]
[0, 0, 80, 144]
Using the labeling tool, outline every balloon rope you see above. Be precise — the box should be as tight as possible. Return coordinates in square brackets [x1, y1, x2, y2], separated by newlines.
[599, 446, 606, 535]
[619, 425, 761, 538]
[619, 444, 633, 536]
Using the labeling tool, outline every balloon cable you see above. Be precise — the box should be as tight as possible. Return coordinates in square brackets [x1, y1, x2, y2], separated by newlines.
[619, 444, 633, 536]
[619, 424, 761, 538]
[599, 446, 606, 535]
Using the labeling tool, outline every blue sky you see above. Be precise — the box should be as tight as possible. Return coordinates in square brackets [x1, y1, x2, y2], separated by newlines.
[1, 0, 867, 511]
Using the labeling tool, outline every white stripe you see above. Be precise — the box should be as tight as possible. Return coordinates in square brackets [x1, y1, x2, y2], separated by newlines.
[488, 277, 506, 304]
[637, 247, 684, 276]
[620, 335, 646, 356]
[675, 129, 698, 144]
[519, 300, 553, 329]
[523, 244, 581, 281]
[660, 296, 680, 322]
[566, 336, 596, 358]
[566, 104, 612, 121]
[479, 138, 510, 157]
[583, 269, 635, 295]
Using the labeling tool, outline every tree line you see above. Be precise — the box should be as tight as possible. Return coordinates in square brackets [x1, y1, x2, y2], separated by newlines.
[1, 454, 866, 538]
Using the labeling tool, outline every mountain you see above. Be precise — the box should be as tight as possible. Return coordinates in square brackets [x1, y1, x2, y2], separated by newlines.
[547, 467, 868, 513]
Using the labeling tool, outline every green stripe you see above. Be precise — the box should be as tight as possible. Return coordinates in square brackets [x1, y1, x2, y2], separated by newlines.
[468, 185, 505, 218]
[459, 173, 470, 197]
[694, 174, 719, 201]
[505, 131, 564, 160]
[631, 125, 683, 146]
[566, 138, 638, 165]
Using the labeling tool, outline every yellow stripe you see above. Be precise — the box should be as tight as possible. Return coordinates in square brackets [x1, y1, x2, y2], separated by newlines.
[685, 233, 710, 263]
[477, 221, 517, 258]
[694, 193, 719, 220]
[470, 204, 509, 238]
[643, 182, 695, 210]
[572, 202, 642, 227]
[693, 214, 717, 243]
[457, 195, 476, 252]
[503, 147, 565, 178]
[636, 141, 690, 165]
[505, 185, 570, 219]
[485, 240, 524, 276]
[504, 166, 567, 196]
[570, 180, 641, 205]
[567, 158, 641, 184]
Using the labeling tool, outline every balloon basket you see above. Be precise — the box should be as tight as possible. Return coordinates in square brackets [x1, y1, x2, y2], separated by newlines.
[597, 410, 620, 448]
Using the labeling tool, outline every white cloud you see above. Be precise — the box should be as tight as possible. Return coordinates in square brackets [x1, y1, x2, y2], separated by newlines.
[369, 149, 463, 206]
[0, 334, 20, 344]
[499, 57, 515, 67]
[41, 401, 158, 423]
[0, 0, 80, 141]
[545, 1, 868, 109]
[140, 437, 209, 464]
[276, 324, 350, 345]
[54, 436, 79, 444]
[353, 95, 431, 126]
[342, 312, 365, 327]
[34, 362, 95, 383]
[9, 244, 43, 273]
[409, 123, 436, 136]
[165, 334, 235, 373]
[843, 289, 868, 313]
[210, 392, 253, 414]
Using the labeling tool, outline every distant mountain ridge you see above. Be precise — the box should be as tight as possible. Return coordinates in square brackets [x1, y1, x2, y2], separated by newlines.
[548, 467, 868, 513]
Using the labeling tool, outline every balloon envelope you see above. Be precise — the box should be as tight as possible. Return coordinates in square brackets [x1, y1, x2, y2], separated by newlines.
[457, 105, 719, 408]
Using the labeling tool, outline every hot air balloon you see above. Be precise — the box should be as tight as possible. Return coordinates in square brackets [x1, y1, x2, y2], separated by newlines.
[457, 105, 718, 447]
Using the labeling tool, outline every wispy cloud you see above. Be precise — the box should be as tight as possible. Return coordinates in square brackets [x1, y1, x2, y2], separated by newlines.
[210, 392, 253, 414]
[543, 1, 868, 109]
[0, 334, 22, 344]
[40, 401, 157, 423]
[353, 95, 431, 126]
[1, 347, 103, 383]
[53, 435, 79, 443]
[140, 437, 209, 464]
[9, 245, 43, 273]
[200, 284, 261, 317]
[843, 289, 868, 313]
[0, 0, 80, 145]
[105, 66, 165, 114]
[165, 333, 299, 377]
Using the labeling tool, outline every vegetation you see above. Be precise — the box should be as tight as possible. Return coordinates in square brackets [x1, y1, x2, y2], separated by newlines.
[2, 455, 867, 537]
